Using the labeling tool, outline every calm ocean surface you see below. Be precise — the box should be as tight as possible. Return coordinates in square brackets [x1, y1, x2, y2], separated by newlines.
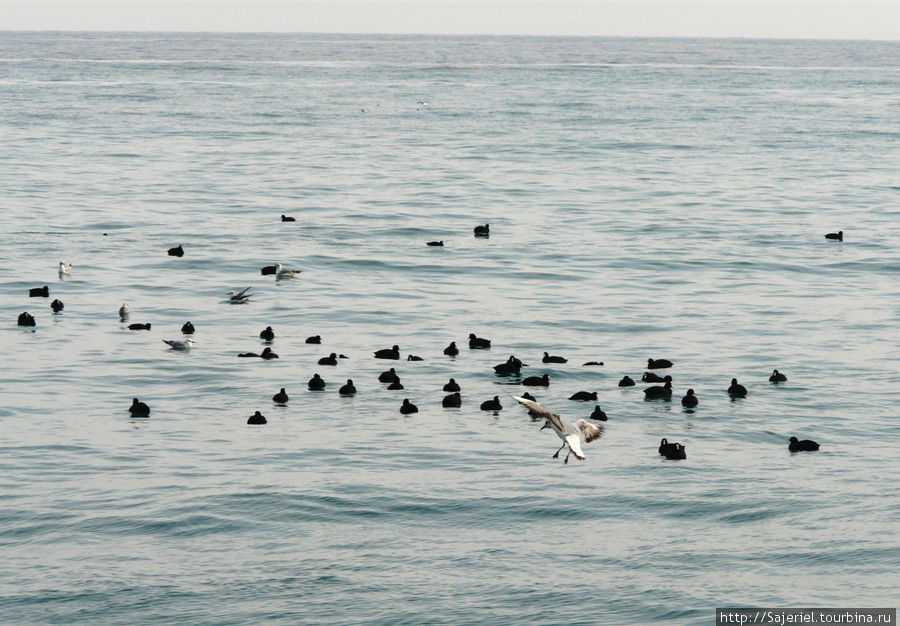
[1, 33, 898, 624]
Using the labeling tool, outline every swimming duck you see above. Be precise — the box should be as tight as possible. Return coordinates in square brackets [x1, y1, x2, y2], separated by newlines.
[305, 335, 322, 344]
[442, 392, 461, 408]
[443, 378, 461, 392]
[128, 323, 151, 330]
[443, 341, 459, 356]
[789, 436, 819, 452]
[681, 389, 698, 408]
[273, 388, 289, 404]
[50, 299, 64, 312]
[129, 398, 150, 417]
[474, 224, 490, 237]
[480, 396, 502, 411]
[339, 379, 357, 396]
[308, 374, 326, 390]
[643, 381, 672, 400]
[374, 345, 400, 360]
[427, 241, 444, 247]
[493, 356, 523, 374]
[181, 321, 195, 334]
[259, 326, 275, 341]
[825, 231, 843, 241]
[29, 286, 49, 297]
[642, 373, 672, 383]
[167, 244, 184, 257]
[569, 391, 598, 401]
[727, 378, 747, 397]
[407, 354, 423, 361]
[589, 405, 607, 421]
[400, 399, 418, 414]
[618, 375, 636, 387]
[387, 376, 404, 390]
[247, 411, 267, 425]
[522, 374, 550, 387]
[378, 368, 397, 383]
[468, 333, 491, 349]
[542, 352, 567, 364]
[769, 369, 787, 383]
[281, 214, 296, 222]
[17, 312, 36, 327]
[647, 358, 673, 369]
[318, 353, 338, 366]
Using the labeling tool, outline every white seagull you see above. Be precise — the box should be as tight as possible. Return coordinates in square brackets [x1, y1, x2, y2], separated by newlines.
[163, 339, 194, 350]
[274, 263, 302, 280]
[58, 261, 72, 277]
[226, 287, 253, 303]
[513, 396, 604, 463]
[119, 303, 130, 319]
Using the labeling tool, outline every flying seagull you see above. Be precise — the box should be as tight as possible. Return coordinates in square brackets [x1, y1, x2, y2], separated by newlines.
[513, 395, 603, 463]
[226, 287, 252, 303]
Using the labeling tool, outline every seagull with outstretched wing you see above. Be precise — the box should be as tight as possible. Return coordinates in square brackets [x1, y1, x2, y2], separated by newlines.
[226, 287, 253, 303]
[513, 396, 603, 463]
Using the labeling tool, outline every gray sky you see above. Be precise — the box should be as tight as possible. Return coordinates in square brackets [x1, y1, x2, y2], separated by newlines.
[1, 0, 899, 39]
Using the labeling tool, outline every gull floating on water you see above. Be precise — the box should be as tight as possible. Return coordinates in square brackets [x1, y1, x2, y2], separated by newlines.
[513, 395, 603, 463]
[274, 263, 302, 280]
[58, 261, 71, 277]
[226, 287, 252, 303]
[163, 339, 194, 351]
[119, 303, 130, 319]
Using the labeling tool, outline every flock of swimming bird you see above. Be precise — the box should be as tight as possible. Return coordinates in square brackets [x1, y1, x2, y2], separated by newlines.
[14, 224, 840, 463]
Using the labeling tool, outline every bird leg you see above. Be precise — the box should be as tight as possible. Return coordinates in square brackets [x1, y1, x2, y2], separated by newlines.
[552, 443, 566, 459]
[564, 449, 572, 464]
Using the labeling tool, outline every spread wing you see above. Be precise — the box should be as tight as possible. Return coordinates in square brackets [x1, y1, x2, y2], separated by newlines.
[512, 396, 563, 432]
[233, 286, 252, 299]
[573, 419, 604, 444]
[565, 434, 585, 460]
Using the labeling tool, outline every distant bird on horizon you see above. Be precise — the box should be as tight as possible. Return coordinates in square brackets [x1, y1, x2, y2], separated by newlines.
[427, 241, 444, 247]
[128, 323, 151, 330]
[513, 395, 603, 463]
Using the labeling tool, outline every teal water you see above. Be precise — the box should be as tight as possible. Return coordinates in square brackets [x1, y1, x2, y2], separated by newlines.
[1, 33, 898, 624]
